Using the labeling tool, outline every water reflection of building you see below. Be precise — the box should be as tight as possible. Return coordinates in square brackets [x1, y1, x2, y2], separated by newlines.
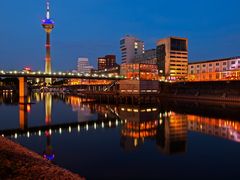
[187, 115, 240, 142]
[120, 107, 188, 155]
[65, 96, 113, 122]
[3, 94, 240, 160]
[120, 106, 159, 150]
[157, 112, 187, 155]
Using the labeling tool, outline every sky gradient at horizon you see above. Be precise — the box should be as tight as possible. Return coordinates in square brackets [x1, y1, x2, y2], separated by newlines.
[0, 0, 239, 71]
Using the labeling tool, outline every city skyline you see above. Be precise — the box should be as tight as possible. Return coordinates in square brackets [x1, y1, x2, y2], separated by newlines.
[0, 0, 239, 71]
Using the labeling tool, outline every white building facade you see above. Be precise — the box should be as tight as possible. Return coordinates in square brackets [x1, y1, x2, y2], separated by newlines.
[120, 35, 144, 64]
[77, 58, 94, 73]
[188, 56, 240, 81]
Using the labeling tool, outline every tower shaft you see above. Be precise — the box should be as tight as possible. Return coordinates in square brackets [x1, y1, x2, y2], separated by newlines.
[45, 32, 52, 84]
[42, 0, 54, 85]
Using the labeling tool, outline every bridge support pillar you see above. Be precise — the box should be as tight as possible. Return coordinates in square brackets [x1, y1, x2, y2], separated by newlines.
[18, 77, 28, 129]
[19, 77, 28, 103]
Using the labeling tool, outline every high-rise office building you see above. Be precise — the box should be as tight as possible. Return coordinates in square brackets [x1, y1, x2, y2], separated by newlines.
[77, 58, 93, 73]
[156, 37, 188, 80]
[120, 35, 144, 64]
[98, 55, 116, 70]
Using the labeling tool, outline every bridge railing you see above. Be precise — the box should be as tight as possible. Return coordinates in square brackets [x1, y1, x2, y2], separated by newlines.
[0, 70, 126, 79]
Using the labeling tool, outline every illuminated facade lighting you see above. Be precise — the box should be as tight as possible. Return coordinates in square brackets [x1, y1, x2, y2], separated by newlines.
[157, 37, 188, 81]
[98, 55, 117, 71]
[42, 0, 54, 84]
[188, 56, 240, 81]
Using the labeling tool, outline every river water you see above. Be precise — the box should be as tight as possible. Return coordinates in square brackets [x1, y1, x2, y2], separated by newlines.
[0, 92, 240, 179]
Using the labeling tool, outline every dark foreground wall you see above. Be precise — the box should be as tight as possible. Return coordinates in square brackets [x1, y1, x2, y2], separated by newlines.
[0, 137, 84, 180]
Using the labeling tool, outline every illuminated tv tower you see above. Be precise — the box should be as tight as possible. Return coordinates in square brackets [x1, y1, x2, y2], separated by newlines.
[42, 0, 54, 84]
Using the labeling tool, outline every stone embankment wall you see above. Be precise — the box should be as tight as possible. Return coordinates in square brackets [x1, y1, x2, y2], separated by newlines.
[160, 81, 240, 102]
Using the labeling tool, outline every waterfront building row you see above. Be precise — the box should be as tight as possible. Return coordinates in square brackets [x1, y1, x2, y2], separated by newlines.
[188, 56, 240, 81]
[75, 35, 239, 82]
[122, 36, 189, 81]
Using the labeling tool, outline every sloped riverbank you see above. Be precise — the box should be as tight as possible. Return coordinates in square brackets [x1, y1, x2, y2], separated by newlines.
[0, 136, 84, 180]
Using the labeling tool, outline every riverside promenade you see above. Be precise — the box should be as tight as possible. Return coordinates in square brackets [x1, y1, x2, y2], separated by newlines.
[0, 137, 84, 180]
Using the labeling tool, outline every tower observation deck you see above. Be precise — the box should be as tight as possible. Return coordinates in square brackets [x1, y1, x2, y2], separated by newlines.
[42, 0, 54, 85]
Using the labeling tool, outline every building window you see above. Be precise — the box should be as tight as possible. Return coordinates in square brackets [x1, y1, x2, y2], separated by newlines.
[209, 64, 212, 67]
[120, 39, 125, 45]
[209, 74, 212, 79]
[231, 61, 235, 64]
[223, 62, 227, 65]
[170, 38, 187, 51]
[202, 64, 206, 67]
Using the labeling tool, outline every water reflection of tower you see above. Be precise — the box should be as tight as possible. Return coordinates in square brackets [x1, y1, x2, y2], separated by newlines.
[157, 112, 187, 155]
[42, 0, 54, 85]
[45, 93, 52, 125]
[43, 93, 55, 161]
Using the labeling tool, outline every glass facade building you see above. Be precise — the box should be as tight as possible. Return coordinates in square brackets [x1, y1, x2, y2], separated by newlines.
[98, 55, 116, 70]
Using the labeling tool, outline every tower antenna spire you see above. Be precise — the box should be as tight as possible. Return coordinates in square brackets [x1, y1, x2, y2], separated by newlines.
[46, 0, 50, 19]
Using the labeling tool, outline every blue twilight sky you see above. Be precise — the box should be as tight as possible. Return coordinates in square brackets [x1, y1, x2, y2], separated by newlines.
[0, 0, 239, 71]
